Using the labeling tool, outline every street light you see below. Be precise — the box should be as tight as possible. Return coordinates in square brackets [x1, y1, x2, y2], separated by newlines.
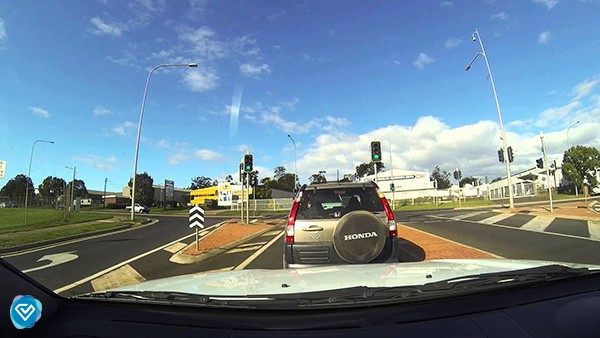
[131, 63, 198, 221]
[567, 120, 580, 149]
[567, 120, 581, 196]
[24, 139, 54, 227]
[465, 28, 515, 209]
[65, 166, 76, 212]
[287, 134, 298, 192]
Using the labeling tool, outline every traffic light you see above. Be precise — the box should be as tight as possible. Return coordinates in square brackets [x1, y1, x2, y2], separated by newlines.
[239, 163, 243, 182]
[507, 146, 514, 163]
[243, 154, 253, 172]
[453, 169, 462, 181]
[370, 141, 382, 162]
[497, 149, 504, 163]
[536, 158, 544, 169]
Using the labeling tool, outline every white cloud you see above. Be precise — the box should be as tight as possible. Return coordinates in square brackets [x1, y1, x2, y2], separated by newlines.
[93, 106, 113, 116]
[183, 70, 219, 92]
[157, 139, 170, 148]
[267, 10, 287, 22]
[178, 26, 227, 60]
[89, 17, 123, 37]
[195, 149, 223, 161]
[571, 78, 599, 100]
[0, 18, 6, 45]
[186, 0, 209, 20]
[28, 106, 50, 118]
[72, 154, 117, 171]
[490, 12, 508, 21]
[532, 0, 559, 10]
[445, 38, 462, 49]
[413, 53, 434, 69]
[168, 153, 190, 165]
[536, 101, 581, 128]
[538, 31, 551, 44]
[240, 63, 272, 77]
[439, 1, 454, 7]
[112, 121, 137, 136]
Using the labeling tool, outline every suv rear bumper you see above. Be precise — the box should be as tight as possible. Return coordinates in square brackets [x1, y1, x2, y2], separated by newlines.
[284, 237, 399, 269]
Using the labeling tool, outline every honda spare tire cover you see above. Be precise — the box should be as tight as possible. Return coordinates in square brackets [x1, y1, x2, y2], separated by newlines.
[333, 210, 387, 263]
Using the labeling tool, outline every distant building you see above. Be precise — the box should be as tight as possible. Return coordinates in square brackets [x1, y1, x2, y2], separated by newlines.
[361, 169, 434, 200]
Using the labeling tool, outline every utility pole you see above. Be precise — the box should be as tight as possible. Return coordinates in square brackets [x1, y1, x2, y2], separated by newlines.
[388, 139, 395, 210]
[103, 178, 107, 207]
[540, 132, 553, 212]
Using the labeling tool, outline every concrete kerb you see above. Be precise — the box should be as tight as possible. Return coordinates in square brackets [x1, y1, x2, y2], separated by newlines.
[170, 220, 285, 265]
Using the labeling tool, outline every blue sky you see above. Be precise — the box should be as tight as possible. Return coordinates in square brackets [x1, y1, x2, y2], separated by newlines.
[1, 0, 599, 192]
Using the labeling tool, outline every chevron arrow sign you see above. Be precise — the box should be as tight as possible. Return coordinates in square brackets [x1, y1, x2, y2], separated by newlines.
[189, 205, 205, 228]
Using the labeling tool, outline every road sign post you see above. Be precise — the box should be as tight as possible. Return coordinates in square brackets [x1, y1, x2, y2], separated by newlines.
[189, 205, 205, 250]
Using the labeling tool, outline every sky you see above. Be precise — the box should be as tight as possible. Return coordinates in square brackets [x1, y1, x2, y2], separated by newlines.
[1, 0, 599, 192]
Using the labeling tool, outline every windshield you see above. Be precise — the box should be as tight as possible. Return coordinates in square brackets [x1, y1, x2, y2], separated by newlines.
[1, 0, 600, 307]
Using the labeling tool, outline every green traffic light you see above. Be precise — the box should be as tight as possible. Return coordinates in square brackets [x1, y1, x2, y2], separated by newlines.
[374, 154, 380, 159]
[246, 166, 251, 170]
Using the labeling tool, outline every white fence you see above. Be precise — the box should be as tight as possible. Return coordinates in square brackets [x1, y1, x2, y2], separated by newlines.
[230, 198, 294, 212]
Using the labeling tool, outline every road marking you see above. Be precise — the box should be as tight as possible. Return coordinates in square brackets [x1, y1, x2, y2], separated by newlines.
[588, 220, 600, 241]
[91, 264, 145, 292]
[234, 230, 285, 270]
[227, 245, 264, 254]
[22, 251, 79, 273]
[0, 219, 159, 258]
[237, 241, 267, 248]
[53, 232, 196, 294]
[262, 230, 283, 236]
[479, 213, 515, 225]
[429, 215, 600, 242]
[452, 211, 489, 220]
[521, 216, 554, 232]
[163, 242, 187, 254]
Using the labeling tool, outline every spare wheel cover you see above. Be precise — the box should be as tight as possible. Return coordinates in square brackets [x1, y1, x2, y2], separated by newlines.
[333, 210, 387, 263]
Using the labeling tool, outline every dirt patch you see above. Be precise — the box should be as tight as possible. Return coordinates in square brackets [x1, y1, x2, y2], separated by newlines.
[184, 222, 271, 255]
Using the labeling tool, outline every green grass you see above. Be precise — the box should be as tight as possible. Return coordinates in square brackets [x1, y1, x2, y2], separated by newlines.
[0, 221, 126, 249]
[0, 208, 112, 234]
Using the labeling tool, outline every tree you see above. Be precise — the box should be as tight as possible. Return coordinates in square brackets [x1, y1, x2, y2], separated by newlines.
[38, 176, 65, 205]
[276, 173, 296, 192]
[225, 175, 233, 183]
[355, 162, 385, 178]
[188, 176, 213, 190]
[562, 146, 600, 190]
[430, 166, 452, 189]
[309, 173, 328, 184]
[490, 177, 503, 183]
[254, 185, 272, 199]
[273, 166, 287, 180]
[128, 172, 155, 206]
[66, 179, 88, 198]
[339, 173, 356, 183]
[0, 174, 34, 206]
[459, 176, 481, 187]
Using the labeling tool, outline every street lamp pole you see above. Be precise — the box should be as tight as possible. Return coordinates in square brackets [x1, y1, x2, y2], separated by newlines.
[567, 120, 580, 149]
[287, 134, 298, 192]
[65, 166, 76, 212]
[466, 28, 514, 209]
[24, 139, 54, 227]
[131, 63, 198, 221]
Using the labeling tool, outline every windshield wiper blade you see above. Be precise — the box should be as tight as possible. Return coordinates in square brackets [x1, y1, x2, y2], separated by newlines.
[418, 264, 591, 292]
[76, 290, 211, 305]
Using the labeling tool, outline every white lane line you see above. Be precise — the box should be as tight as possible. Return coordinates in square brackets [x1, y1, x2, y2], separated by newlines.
[227, 245, 264, 254]
[163, 242, 187, 254]
[234, 230, 285, 271]
[479, 213, 516, 225]
[588, 221, 600, 241]
[53, 231, 197, 294]
[429, 215, 600, 242]
[237, 241, 267, 248]
[521, 216, 554, 232]
[453, 211, 489, 220]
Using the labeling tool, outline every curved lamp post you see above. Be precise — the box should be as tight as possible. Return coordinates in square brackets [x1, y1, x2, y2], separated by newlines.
[567, 120, 580, 149]
[465, 28, 514, 209]
[131, 63, 198, 220]
[25, 139, 54, 227]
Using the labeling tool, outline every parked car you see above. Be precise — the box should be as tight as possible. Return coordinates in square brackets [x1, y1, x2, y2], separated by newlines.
[126, 203, 151, 213]
[0, 201, 17, 208]
[284, 181, 399, 268]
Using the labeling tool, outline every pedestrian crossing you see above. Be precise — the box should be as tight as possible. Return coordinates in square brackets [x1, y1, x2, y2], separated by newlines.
[424, 211, 600, 241]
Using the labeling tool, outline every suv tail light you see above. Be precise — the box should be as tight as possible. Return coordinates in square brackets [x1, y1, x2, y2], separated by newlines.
[286, 191, 302, 243]
[379, 193, 397, 238]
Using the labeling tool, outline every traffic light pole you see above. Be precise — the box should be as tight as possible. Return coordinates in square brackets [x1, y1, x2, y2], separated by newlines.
[540, 132, 553, 212]
[246, 173, 250, 225]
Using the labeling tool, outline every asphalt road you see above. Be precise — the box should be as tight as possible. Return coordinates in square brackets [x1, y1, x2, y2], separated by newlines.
[3, 206, 600, 298]
[395, 209, 600, 265]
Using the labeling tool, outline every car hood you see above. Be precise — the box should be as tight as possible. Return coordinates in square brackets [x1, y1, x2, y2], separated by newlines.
[104, 259, 600, 297]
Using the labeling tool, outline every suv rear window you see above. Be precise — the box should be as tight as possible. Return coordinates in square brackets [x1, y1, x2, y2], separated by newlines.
[296, 186, 383, 219]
